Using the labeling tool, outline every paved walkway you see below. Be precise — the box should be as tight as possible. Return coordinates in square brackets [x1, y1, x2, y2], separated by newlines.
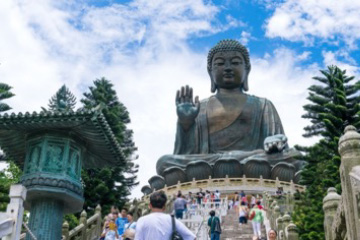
[221, 208, 267, 240]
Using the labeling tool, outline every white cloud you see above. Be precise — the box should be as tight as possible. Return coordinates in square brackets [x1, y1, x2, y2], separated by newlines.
[239, 31, 252, 46]
[322, 51, 359, 75]
[1, 0, 353, 199]
[265, 0, 360, 48]
[0, 0, 237, 198]
[249, 48, 319, 148]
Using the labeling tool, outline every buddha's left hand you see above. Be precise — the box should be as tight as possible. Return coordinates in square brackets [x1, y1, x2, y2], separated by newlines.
[264, 134, 288, 154]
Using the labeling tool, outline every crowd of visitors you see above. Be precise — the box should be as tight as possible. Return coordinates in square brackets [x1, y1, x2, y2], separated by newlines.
[171, 188, 223, 220]
[100, 188, 279, 240]
[101, 207, 136, 240]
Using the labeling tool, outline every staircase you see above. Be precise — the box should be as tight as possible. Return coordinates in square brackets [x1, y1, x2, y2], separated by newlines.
[221, 208, 266, 240]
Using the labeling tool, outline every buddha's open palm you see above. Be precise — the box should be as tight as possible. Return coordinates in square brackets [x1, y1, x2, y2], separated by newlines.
[176, 85, 200, 126]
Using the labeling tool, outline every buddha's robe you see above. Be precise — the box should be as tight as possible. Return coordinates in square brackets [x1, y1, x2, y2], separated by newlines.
[156, 94, 285, 176]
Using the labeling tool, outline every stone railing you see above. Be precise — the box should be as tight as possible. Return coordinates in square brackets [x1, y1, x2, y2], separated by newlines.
[323, 126, 360, 240]
[263, 192, 299, 240]
[0, 185, 27, 240]
[62, 205, 102, 240]
[143, 175, 305, 200]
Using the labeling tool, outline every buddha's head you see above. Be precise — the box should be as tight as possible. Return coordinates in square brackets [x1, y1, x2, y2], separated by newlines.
[207, 39, 251, 93]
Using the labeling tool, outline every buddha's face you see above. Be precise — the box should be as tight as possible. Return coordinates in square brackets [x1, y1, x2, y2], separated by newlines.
[211, 51, 247, 91]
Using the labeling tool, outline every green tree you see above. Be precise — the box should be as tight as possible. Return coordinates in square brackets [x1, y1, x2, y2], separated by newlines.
[0, 162, 22, 211]
[0, 83, 15, 210]
[81, 78, 138, 214]
[294, 65, 360, 240]
[43, 84, 77, 112]
[0, 83, 14, 112]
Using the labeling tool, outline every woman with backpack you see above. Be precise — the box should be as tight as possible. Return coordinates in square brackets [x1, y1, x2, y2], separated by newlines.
[239, 201, 249, 226]
[207, 210, 221, 240]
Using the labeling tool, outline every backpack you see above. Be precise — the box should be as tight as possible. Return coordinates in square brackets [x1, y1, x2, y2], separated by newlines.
[214, 217, 222, 233]
[248, 210, 256, 220]
[170, 214, 184, 240]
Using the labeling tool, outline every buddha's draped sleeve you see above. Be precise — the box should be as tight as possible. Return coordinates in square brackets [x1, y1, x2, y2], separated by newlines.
[259, 98, 286, 144]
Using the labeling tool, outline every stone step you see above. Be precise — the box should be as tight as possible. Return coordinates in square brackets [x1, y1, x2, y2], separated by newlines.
[220, 208, 267, 240]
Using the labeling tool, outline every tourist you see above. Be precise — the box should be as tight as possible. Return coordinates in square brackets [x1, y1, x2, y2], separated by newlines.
[211, 192, 215, 203]
[214, 190, 220, 208]
[196, 188, 204, 204]
[249, 202, 264, 239]
[276, 187, 283, 196]
[188, 191, 193, 201]
[250, 195, 256, 208]
[241, 193, 248, 205]
[228, 199, 234, 210]
[207, 210, 221, 240]
[204, 190, 211, 206]
[240, 190, 246, 198]
[233, 192, 239, 211]
[101, 217, 119, 240]
[124, 212, 136, 230]
[239, 201, 249, 226]
[268, 229, 278, 240]
[174, 193, 188, 219]
[183, 195, 189, 216]
[123, 228, 135, 240]
[135, 191, 196, 240]
[189, 198, 198, 216]
[116, 208, 129, 237]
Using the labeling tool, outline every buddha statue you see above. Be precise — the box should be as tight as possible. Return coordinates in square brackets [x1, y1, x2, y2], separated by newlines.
[146, 40, 303, 191]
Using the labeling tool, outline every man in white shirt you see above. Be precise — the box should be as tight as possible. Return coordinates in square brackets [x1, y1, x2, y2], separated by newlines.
[135, 191, 196, 240]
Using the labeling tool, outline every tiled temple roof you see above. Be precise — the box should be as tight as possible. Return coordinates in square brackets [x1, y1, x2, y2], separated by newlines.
[0, 109, 126, 168]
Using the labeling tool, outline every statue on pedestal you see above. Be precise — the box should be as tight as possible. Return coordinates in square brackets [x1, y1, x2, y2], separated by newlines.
[147, 40, 303, 191]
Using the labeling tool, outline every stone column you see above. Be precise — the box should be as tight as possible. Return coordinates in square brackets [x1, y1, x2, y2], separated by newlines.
[286, 222, 299, 240]
[282, 214, 291, 236]
[26, 199, 64, 240]
[22, 134, 84, 240]
[323, 187, 341, 240]
[338, 125, 360, 239]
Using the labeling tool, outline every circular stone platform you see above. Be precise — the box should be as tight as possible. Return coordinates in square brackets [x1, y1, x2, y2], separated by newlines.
[142, 175, 305, 199]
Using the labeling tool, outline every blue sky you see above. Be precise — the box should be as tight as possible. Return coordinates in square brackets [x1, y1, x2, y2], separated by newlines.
[1, 0, 360, 197]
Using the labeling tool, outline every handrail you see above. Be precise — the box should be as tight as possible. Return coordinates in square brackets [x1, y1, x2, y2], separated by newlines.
[143, 176, 305, 200]
[68, 223, 85, 236]
[195, 220, 204, 238]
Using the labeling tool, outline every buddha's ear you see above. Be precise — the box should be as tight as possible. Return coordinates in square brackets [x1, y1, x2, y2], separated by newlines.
[209, 69, 217, 93]
[211, 80, 217, 93]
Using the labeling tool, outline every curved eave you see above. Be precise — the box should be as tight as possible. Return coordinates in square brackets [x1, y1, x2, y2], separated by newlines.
[0, 110, 126, 168]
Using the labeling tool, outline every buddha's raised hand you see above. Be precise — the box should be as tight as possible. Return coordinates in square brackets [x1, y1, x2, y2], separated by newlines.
[176, 85, 200, 130]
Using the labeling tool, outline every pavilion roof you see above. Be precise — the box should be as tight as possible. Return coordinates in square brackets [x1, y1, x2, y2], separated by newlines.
[0, 109, 126, 168]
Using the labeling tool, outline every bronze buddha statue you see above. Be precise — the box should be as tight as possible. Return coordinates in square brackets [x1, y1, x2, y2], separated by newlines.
[146, 40, 302, 191]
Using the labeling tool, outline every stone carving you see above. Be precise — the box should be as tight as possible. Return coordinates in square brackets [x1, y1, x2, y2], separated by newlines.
[21, 175, 83, 196]
[163, 167, 187, 186]
[148, 175, 165, 190]
[150, 39, 301, 186]
[141, 185, 152, 196]
[213, 158, 243, 178]
[67, 149, 81, 179]
[44, 143, 63, 173]
[242, 159, 271, 179]
[26, 144, 42, 173]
